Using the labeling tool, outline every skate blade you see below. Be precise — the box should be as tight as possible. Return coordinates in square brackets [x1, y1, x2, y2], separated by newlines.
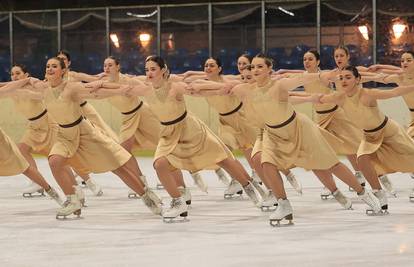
[269, 214, 294, 227]
[163, 212, 189, 223]
[128, 193, 140, 199]
[409, 197, 414, 202]
[224, 194, 243, 200]
[320, 195, 331, 200]
[156, 185, 164, 190]
[22, 192, 46, 198]
[185, 200, 191, 205]
[96, 190, 104, 197]
[56, 210, 82, 220]
[366, 209, 389, 216]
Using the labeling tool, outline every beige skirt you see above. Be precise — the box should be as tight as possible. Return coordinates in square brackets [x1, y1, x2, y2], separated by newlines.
[118, 102, 160, 150]
[20, 114, 58, 156]
[261, 112, 339, 170]
[49, 119, 131, 174]
[81, 102, 120, 143]
[0, 128, 29, 176]
[315, 107, 362, 155]
[218, 110, 257, 150]
[357, 118, 414, 174]
[154, 113, 233, 172]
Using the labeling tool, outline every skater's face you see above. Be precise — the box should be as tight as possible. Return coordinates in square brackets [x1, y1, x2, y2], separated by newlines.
[145, 60, 165, 82]
[204, 59, 221, 78]
[251, 57, 271, 82]
[57, 53, 71, 68]
[334, 48, 350, 69]
[237, 56, 250, 73]
[401, 53, 414, 72]
[45, 58, 65, 81]
[241, 68, 254, 84]
[339, 70, 359, 92]
[11, 66, 29, 81]
[303, 52, 319, 72]
[103, 58, 120, 75]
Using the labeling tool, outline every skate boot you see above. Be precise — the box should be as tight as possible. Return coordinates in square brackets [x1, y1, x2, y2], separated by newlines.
[332, 190, 352, 210]
[251, 170, 262, 185]
[191, 172, 208, 193]
[251, 179, 267, 199]
[178, 186, 192, 205]
[285, 172, 302, 195]
[358, 189, 382, 216]
[243, 182, 262, 207]
[129, 176, 149, 198]
[46, 187, 64, 206]
[224, 179, 243, 199]
[410, 189, 414, 202]
[85, 178, 103, 196]
[215, 168, 230, 186]
[22, 182, 45, 198]
[162, 197, 189, 223]
[56, 194, 82, 220]
[261, 192, 278, 212]
[320, 187, 332, 200]
[141, 187, 162, 215]
[349, 171, 366, 191]
[74, 185, 86, 207]
[269, 199, 294, 227]
[379, 175, 397, 197]
[372, 189, 389, 214]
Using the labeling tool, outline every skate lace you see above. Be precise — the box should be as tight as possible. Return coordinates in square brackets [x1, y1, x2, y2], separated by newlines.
[170, 198, 182, 208]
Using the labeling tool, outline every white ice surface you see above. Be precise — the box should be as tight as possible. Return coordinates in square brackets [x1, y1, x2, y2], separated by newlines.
[1, 157, 413, 267]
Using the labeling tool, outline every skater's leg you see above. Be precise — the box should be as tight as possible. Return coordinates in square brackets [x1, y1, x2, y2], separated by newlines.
[251, 153, 272, 189]
[18, 143, 50, 189]
[48, 155, 76, 195]
[357, 154, 381, 190]
[112, 157, 145, 195]
[312, 170, 337, 192]
[262, 162, 287, 199]
[330, 162, 364, 193]
[154, 157, 180, 198]
[173, 169, 185, 188]
[121, 137, 144, 177]
[346, 154, 360, 172]
[217, 157, 250, 186]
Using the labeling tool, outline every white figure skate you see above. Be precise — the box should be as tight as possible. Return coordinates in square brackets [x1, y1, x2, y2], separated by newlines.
[74, 185, 86, 207]
[85, 178, 103, 196]
[191, 172, 208, 193]
[269, 199, 294, 227]
[409, 189, 414, 202]
[56, 194, 82, 220]
[372, 189, 389, 214]
[128, 176, 148, 198]
[141, 187, 162, 215]
[46, 187, 64, 206]
[332, 190, 352, 210]
[251, 170, 262, 184]
[261, 192, 278, 212]
[320, 187, 332, 200]
[224, 179, 243, 199]
[379, 175, 397, 197]
[215, 168, 230, 186]
[285, 172, 302, 195]
[349, 171, 366, 191]
[243, 182, 262, 207]
[251, 179, 267, 199]
[359, 189, 383, 216]
[22, 182, 45, 198]
[162, 197, 189, 223]
[178, 186, 192, 205]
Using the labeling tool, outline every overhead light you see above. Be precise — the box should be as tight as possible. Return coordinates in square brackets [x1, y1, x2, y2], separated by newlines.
[139, 33, 151, 42]
[392, 21, 406, 39]
[110, 33, 120, 48]
[358, 25, 369, 40]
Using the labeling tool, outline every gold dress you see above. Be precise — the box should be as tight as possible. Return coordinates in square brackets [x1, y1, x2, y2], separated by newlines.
[106, 74, 160, 149]
[144, 81, 233, 172]
[244, 80, 340, 170]
[304, 79, 362, 155]
[0, 127, 29, 176]
[205, 94, 257, 150]
[66, 71, 119, 142]
[393, 74, 414, 138]
[11, 96, 57, 155]
[44, 81, 131, 173]
[342, 88, 414, 174]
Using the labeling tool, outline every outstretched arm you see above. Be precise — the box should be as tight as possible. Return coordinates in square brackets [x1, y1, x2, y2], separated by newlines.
[364, 85, 414, 100]
[0, 78, 31, 95]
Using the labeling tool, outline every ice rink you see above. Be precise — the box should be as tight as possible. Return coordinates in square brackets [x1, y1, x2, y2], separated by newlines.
[1, 157, 413, 267]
